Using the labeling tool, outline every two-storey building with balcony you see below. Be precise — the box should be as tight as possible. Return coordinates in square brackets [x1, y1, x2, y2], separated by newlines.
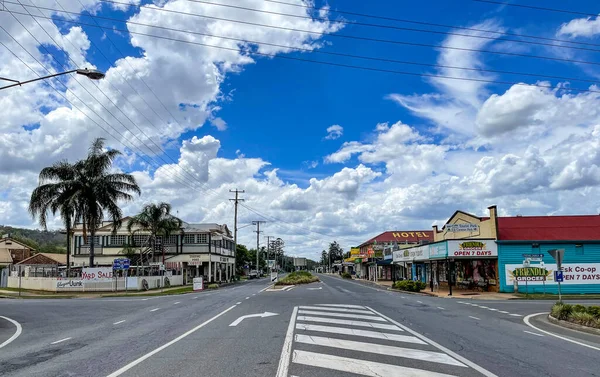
[70, 218, 235, 284]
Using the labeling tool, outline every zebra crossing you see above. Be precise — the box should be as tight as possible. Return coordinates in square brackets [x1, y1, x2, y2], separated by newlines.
[278, 304, 495, 377]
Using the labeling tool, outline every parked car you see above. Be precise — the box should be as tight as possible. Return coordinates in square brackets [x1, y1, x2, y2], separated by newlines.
[248, 270, 258, 279]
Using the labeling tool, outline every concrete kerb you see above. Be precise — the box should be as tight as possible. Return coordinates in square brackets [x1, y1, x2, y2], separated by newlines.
[547, 314, 600, 336]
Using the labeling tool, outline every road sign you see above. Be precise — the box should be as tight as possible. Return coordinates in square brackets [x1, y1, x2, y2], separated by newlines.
[555, 270, 564, 282]
[523, 259, 531, 268]
[548, 249, 565, 270]
[229, 312, 279, 327]
[522, 254, 544, 261]
[112, 258, 130, 270]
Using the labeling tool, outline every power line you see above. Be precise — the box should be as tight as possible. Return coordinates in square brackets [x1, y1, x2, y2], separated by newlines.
[10, 2, 600, 86]
[263, 0, 600, 48]
[3, 8, 600, 94]
[471, 0, 599, 17]
[17, 0, 224, 197]
[95, 0, 600, 54]
[7, 2, 600, 68]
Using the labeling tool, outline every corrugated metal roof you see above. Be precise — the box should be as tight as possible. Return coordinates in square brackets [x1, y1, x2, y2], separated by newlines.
[498, 215, 600, 241]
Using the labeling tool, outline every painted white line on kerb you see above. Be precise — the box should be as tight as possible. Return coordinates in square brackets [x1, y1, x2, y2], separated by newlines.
[275, 306, 298, 377]
[258, 285, 271, 293]
[113, 320, 126, 325]
[150, 308, 159, 312]
[469, 316, 481, 320]
[523, 330, 544, 337]
[523, 313, 600, 352]
[0, 316, 22, 350]
[437, 307, 445, 310]
[106, 305, 237, 377]
[366, 307, 498, 377]
[51, 337, 72, 345]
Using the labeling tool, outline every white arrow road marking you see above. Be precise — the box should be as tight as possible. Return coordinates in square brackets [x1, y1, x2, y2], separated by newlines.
[51, 337, 71, 345]
[307, 287, 322, 290]
[229, 312, 279, 327]
[0, 316, 22, 350]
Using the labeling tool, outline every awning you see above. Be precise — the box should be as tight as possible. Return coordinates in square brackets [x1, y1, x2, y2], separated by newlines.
[376, 259, 393, 266]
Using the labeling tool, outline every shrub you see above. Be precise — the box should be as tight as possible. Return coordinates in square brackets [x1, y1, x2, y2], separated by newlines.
[552, 303, 573, 320]
[207, 284, 219, 289]
[586, 306, 600, 319]
[275, 271, 320, 285]
[394, 280, 426, 292]
[571, 312, 597, 327]
[573, 304, 587, 313]
[341, 272, 352, 279]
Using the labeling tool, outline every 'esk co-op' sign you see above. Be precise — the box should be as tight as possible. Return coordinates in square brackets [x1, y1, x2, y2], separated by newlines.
[447, 240, 498, 258]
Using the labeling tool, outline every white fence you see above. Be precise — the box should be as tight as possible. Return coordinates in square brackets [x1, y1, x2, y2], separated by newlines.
[7, 275, 183, 292]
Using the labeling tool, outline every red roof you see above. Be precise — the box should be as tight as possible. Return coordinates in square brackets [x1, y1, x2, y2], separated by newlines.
[359, 231, 434, 247]
[497, 215, 600, 241]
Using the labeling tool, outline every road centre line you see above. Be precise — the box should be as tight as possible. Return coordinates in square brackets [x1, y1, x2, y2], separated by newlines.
[523, 330, 544, 337]
[51, 337, 71, 345]
[295, 334, 465, 367]
[150, 308, 159, 312]
[499, 311, 509, 314]
[236, 302, 241, 304]
[173, 302, 180, 305]
[469, 316, 481, 320]
[106, 304, 237, 377]
[417, 301, 423, 304]
[366, 307, 498, 377]
[275, 306, 298, 377]
[113, 320, 126, 325]
[523, 313, 600, 352]
[509, 314, 523, 317]
[488, 308, 498, 311]
[0, 316, 22, 350]
[245, 297, 250, 300]
[437, 307, 445, 310]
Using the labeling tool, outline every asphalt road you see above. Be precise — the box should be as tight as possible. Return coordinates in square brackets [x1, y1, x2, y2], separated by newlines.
[1, 274, 599, 377]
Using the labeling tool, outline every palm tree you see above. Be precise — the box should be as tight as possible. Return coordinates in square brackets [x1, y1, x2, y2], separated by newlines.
[30, 138, 141, 267]
[127, 202, 183, 265]
[29, 161, 79, 276]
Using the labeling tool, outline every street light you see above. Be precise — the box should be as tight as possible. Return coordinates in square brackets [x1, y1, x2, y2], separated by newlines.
[0, 68, 105, 91]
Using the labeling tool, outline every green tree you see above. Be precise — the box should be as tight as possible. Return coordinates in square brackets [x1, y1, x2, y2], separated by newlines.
[320, 249, 328, 266]
[127, 202, 183, 264]
[30, 138, 141, 267]
[328, 241, 344, 262]
[235, 244, 250, 275]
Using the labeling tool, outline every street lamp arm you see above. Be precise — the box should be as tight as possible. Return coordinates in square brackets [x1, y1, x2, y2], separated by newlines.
[0, 68, 105, 91]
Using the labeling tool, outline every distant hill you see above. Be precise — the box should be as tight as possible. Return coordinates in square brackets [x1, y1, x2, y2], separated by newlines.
[0, 225, 67, 254]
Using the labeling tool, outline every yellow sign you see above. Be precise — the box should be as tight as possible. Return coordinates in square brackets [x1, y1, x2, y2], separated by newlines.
[350, 247, 360, 256]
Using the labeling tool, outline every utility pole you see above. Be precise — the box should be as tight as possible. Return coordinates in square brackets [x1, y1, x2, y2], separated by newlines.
[265, 235, 273, 273]
[252, 221, 266, 275]
[229, 189, 245, 279]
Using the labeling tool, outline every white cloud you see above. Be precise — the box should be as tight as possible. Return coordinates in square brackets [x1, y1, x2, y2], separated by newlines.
[557, 15, 600, 38]
[324, 124, 343, 140]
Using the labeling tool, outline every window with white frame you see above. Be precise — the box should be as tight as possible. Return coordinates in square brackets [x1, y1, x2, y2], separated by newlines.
[132, 234, 149, 246]
[110, 235, 126, 246]
[165, 235, 178, 245]
[183, 234, 195, 244]
[83, 236, 100, 246]
[198, 234, 208, 243]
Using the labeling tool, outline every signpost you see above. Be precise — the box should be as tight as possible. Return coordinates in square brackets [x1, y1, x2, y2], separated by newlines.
[548, 249, 565, 302]
[113, 258, 130, 292]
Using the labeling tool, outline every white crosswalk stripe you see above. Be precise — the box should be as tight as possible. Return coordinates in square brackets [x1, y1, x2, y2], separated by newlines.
[297, 310, 386, 321]
[283, 304, 494, 377]
[296, 316, 403, 331]
[298, 306, 373, 314]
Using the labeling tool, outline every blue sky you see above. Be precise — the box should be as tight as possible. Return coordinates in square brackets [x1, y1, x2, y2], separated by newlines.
[2, 0, 600, 256]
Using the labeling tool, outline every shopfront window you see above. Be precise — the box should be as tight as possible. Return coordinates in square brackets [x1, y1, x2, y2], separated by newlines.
[454, 260, 497, 288]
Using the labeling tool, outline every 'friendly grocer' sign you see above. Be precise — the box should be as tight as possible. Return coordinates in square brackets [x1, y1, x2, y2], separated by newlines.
[505, 263, 600, 285]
